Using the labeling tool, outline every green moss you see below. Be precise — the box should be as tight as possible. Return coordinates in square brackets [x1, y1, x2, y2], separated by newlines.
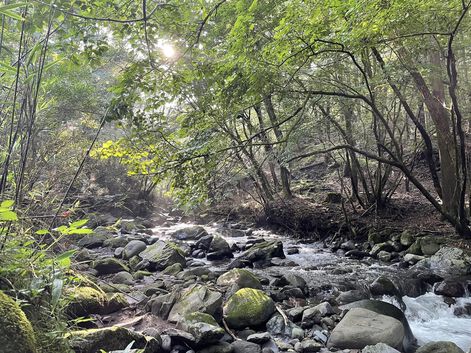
[184, 311, 219, 326]
[0, 290, 37, 353]
[133, 270, 153, 279]
[223, 288, 275, 329]
[64, 286, 106, 318]
[67, 326, 160, 353]
[216, 268, 262, 289]
[167, 241, 185, 256]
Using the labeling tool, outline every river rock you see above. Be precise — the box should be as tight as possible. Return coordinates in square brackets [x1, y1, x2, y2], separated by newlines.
[171, 226, 208, 241]
[216, 269, 262, 290]
[103, 236, 129, 249]
[68, 326, 160, 353]
[434, 280, 465, 297]
[416, 341, 465, 353]
[247, 332, 271, 344]
[147, 292, 177, 319]
[179, 312, 225, 345]
[206, 235, 233, 260]
[122, 240, 147, 259]
[419, 236, 445, 256]
[363, 343, 401, 353]
[415, 247, 471, 277]
[223, 288, 275, 329]
[92, 258, 129, 275]
[161, 262, 183, 275]
[64, 286, 111, 318]
[302, 302, 334, 323]
[168, 284, 223, 323]
[327, 308, 404, 350]
[78, 232, 110, 248]
[0, 290, 37, 353]
[231, 340, 262, 353]
[197, 341, 233, 353]
[404, 253, 425, 264]
[139, 240, 186, 270]
[266, 314, 304, 339]
[111, 271, 134, 285]
[237, 240, 285, 266]
[369, 276, 402, 298]
[294, 339, 322, 352]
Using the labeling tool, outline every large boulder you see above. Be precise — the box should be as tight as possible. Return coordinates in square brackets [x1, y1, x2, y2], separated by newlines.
[67, 326, 160, 353]
[0, 290, 37, 353]
[170, 226, 208, 241]
[415, 247, 471, 277]
[168, 285, 223, 323]
[223, 288, 275, 329]
[122, 240, 147, 260]
[416, 341, 465, 353]
[207, 236, 233, 260]
[216, 269, 262, 290]
[139, 240, 186, 270]
[340, 299, 417, 353]
[327, 308, 404, 351]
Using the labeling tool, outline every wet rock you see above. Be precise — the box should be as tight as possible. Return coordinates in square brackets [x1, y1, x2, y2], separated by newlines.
[287, 247, 300, 255]
[171, 226, 208, 241]
[223, 288, 275, 329]
[231, 340, 262, 353]
[377, 250, 392, 262]
[400, 231, 415, 248]
[403, 254, 424, 264]
[139, 240, 187, 271]
[217, 269, 262, 290]
[266, 314, 304, 339]
[68, 326, 160, 353]
[162, 263, 184, 276]
[111, 271, 134, 285]
[287, 306, 306, 322]
[336, 290, 368, 305]
[195, 235, 214, 251]
[434, 281, 465, 297]
[327, 308, 404, 350]
[247, 333, 271, 344]
[415, 247, 471, 277]
[345, 250, 370, 259]
[78, 232, 110, 248]
[416, 341, 465, 353]
[370, 243, 395, 256]
[238, 240, 285, 265]
[419, 236, 445, 256]
[162, 327, 196, 346]
[123, 240, 147, 260]
[0, 290, 37, 353]
[406, 240, 422, 255]
[369, 276, 402, 298]
[294, 339, 322, 352]
[147, 292, 177, 319]
[92, 258, 129, 275]
[362, 343, 401, 353]
[302, 302, 334, 323]
[64, 286, 116, 318]
[340, 299, 416, 352]
[168, 284, 223, 323]
[197, 342, 233, 353]
[103, 236, 129, 249]
[179, 312, 225, 345]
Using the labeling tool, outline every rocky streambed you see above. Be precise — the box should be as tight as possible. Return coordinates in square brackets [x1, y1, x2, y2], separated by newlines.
[64, 216, 471, 353]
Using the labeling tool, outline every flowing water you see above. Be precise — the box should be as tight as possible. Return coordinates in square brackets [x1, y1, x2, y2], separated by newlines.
[153, 222, 471, 351]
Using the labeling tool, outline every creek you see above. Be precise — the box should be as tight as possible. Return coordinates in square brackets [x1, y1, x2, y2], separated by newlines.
[153, 221, 471, 351]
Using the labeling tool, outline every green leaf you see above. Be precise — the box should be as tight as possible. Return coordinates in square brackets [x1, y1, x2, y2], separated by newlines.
[51, 278, 63, 308]
[35, 229, 50, 235]
[0, 9, 23, 20]
[55, 249, 76, 267]
[0, 2, 28, 11]
[70, 219, 88, 228]
[0, 210, 18, 221]
[66, 228, 93, 235]
[0, 200, 14, 208]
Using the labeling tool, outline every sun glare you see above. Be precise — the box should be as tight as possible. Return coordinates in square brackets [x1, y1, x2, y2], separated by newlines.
[161, 43, 176, 58]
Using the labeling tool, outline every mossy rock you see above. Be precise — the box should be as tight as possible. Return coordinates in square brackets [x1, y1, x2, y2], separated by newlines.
[64, 287, 127, 318]
[406, 240, 423, 255]
[223, 288, 275, 329]
[133, 270, 153, 280]
[92, 258, 129, 275]
[180, 312, 225, 345]
[67, 326, 160, 353]
[0, 291, 37, 353]
[168, 284, 223, 323]
[139, 240, 186, 271]
[216, 269, 262, 290]
[161, 263, 183, 276]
